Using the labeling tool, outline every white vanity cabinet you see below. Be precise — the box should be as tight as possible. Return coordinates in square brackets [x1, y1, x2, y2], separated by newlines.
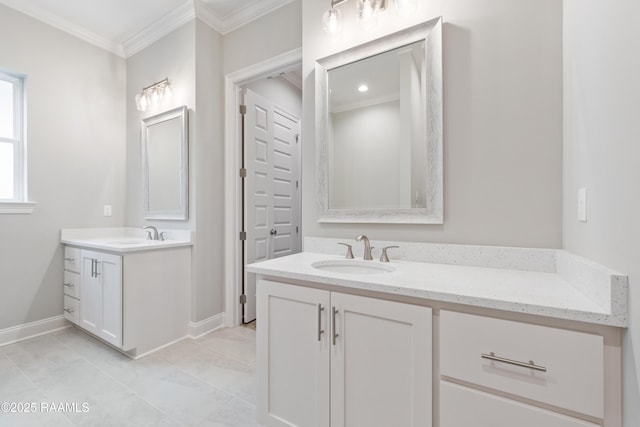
[62, 243, 191, 357]
[79, 249, 123, 348]
[257, 279, 432, 427]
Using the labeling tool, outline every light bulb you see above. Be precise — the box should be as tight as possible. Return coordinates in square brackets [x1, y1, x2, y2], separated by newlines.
[150, 87, 159, 106]
[393, 0, 417, 17]
[164, 82, 173, 98]
[322, 7, 342, 36]
[357, 0, 378, 30]
[358, 84, 369, 92]
[135, 92, 148, 112]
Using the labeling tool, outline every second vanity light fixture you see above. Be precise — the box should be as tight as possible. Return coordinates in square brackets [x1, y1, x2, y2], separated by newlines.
[322, 0, 418, 36]
[135, 78, 172, 112]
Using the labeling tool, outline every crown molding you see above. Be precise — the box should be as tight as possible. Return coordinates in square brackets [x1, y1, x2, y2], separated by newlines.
[122, 1, 196, 58]
[209, 0, 297, 35]
[1, 0, 297, 58]
[0, 0, 124, 57]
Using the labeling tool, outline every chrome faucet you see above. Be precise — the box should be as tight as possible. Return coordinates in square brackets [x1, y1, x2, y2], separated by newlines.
[143, 225, 159, 240]
[356, 235, 373, 260]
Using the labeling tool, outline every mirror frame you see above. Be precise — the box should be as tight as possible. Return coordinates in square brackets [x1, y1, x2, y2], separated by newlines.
[315, 17, 443, 224]
[142, 105, 189, 221]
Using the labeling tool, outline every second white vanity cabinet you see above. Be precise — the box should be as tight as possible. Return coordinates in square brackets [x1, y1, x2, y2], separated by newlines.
[79, 249, 123, 348]
[257, 279, 432, 427]
[62, 239, 191, 358]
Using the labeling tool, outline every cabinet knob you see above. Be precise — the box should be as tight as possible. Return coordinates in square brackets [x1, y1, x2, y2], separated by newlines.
[64, 283, 75, 288]
[270, 229, 278, 236]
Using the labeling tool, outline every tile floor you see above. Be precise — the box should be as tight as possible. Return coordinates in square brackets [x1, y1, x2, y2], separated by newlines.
[0, 325, 262, 426]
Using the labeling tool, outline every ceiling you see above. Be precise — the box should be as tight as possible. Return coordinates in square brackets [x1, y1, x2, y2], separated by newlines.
[0, 0, 295, 57]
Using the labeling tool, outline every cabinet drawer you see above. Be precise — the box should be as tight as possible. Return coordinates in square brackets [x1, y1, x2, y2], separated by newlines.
[63, 295, 80, 325]
[440, 310, 604, 418]
[64, 246, 81, 273]
[63, 271, 80, 299]
[440, 381, 600, 427]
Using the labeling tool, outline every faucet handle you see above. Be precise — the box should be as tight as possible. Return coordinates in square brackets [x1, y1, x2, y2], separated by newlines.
[380, 246, 399, 263]
[337, 243, 354, 259]
[144, 230, 152, 240]
[159, 231, 166, 241]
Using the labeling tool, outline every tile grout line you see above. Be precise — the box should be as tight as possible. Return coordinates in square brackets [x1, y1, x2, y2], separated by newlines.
[49, 329, 187, 427]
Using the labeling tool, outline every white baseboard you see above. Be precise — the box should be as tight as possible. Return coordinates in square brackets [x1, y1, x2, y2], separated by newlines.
[0, 316, 70, 347]
[188, 312, 225, 339]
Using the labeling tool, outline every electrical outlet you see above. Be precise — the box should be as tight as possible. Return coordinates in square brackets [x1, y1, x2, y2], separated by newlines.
[104, 205, 113, 217]
[578, 188, 587, 222]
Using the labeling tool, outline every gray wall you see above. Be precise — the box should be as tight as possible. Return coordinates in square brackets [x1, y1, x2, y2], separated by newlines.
[302, 0, 563, 248]
[0, 5, 126, 330]
[223, 0, 302, 75]
[563, 0, 640, 423]
[125, 19, 225, 323]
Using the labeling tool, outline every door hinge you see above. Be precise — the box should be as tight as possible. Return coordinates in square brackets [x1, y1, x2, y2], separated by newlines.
[296, 180, 299, 189]
[239, 231, 247, 240]
[296, 226, 299, 233]
[295, 133, 299, 143]
[239, 168, 247, 178]
[239, 104, 247, 115]
[240, 294, 247, 304]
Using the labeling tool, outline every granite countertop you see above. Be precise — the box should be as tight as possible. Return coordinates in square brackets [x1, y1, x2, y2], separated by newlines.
[246, 251, 627, 327]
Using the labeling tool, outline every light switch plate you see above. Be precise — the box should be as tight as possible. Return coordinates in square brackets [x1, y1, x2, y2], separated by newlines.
[578, 188, 587, 222]
[104, 205, 113, 217]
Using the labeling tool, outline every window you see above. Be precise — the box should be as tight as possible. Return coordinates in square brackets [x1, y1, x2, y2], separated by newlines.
[0, 69, 32, 212]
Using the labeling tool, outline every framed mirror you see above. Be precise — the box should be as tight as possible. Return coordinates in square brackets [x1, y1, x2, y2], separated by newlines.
[142, 105, 188, 220]
[316, 17, 443, 224]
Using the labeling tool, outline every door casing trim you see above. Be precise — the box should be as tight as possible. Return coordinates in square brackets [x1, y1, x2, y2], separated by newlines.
[224, 47, 302, 327]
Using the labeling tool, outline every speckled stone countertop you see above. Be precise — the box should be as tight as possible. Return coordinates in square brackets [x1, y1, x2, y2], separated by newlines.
[246, 244, 628, 328]
[61, 228, 193, 253]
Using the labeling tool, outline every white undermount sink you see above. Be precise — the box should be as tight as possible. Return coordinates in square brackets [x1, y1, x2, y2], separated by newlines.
[311, 259, 395, 275]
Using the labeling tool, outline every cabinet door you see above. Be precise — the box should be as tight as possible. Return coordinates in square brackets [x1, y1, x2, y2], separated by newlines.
[257, 280, 330, 427]
[440, 381, 600, 427]
[98, 252, 122, 347]
[330, 293, 432, 427]
[80, 250, 101, 336]
[79, 250, 122, 348]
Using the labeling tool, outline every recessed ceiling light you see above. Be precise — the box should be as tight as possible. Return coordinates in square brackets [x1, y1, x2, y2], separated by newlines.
[358, 84, 369, 92]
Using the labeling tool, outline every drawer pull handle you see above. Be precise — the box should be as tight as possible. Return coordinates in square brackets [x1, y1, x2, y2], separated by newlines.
[64, 283, 75, 288]
[63, 308, 74, 314]
[64, 257, 75, 261]
[481, 352, 547, 372]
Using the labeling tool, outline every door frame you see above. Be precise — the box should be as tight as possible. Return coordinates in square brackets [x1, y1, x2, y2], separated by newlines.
[224, 47, 302, 327]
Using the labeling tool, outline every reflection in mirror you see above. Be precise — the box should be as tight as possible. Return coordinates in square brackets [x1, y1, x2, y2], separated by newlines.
[328, 40, 426, 210]
[142, 106, 188, 220]
[316, 17, 443, 223]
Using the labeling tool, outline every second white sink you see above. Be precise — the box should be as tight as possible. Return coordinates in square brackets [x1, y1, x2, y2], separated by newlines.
[311, 259, 395, 275]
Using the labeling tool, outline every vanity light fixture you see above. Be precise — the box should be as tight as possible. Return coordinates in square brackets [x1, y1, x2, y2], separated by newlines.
[135, 78, 172, 112]
[322, 0, 417, 36]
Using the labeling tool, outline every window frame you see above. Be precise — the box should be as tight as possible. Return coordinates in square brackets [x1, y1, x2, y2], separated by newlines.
[0, 69, 33, 213]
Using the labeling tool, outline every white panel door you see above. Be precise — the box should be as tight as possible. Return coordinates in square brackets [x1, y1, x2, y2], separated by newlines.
[257, 280, 330, 427]
[330, 293, 432, 427]
[244, 89, 301, 323]
[271, 108, 300, 258]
